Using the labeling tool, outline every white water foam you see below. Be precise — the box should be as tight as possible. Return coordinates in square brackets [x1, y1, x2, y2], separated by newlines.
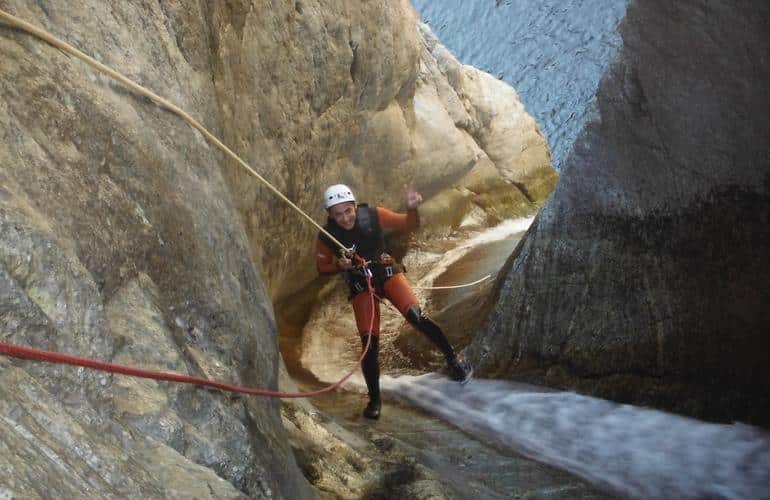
[382, 373, 770, 499]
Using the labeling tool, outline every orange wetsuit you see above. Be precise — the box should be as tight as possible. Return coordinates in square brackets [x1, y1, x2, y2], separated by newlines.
[316, 202, 467, 416]
[316, 206, 419, 335]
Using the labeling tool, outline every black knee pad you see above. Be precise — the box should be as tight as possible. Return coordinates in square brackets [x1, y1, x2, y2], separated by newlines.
[405, 305, 422, 325]
[404, 306, 456, 361]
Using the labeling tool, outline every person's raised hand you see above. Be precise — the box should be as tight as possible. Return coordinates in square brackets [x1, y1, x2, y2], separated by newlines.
[405, 181, 423, 210]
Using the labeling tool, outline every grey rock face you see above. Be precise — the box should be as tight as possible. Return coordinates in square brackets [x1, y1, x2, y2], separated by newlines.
[0, 1, 308, 497]
[471, 0, 770, 425]
[0, 360, 248, 499]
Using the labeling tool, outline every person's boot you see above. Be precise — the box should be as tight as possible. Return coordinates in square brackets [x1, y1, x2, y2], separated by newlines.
[361, 334, 381, 419]
[447, 357, 473, 384]
[363, 397, 381, 419]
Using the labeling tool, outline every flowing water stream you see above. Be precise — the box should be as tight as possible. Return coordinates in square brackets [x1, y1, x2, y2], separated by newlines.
[383, 374, 770, 499]
[308, 383, 612, 499]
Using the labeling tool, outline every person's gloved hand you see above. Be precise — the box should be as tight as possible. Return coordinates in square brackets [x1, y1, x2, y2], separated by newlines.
[337, 255, 354, 270]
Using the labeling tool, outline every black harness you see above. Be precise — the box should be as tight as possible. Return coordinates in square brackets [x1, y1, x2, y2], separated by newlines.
[319, 204, 404, 297]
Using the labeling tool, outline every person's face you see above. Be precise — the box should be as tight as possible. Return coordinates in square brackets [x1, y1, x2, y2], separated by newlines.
[328, 201, 356, 230]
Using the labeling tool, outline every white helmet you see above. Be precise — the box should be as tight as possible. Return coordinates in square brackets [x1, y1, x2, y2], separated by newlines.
[323, 184, 356, 209]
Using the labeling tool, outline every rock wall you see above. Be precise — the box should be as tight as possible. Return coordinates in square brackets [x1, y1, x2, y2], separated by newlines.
[469, 0, 770, 426]
[406, 22, 555, 237]
[213, 8, 554, 301]
[0, 0, 553, 496]
[411, 0, 630, 169]
[1, 1, 307, 497]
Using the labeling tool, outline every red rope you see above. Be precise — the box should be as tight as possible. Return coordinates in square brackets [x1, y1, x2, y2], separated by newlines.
[0, 266, 377, 399]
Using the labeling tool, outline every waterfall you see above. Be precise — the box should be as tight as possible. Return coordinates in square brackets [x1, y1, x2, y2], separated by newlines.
[383, 374, 770, 499]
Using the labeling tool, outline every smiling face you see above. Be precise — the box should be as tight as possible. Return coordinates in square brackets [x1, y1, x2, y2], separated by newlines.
[328, 201, 357, 230]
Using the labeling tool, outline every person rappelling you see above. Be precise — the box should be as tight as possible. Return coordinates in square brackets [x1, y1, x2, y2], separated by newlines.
[315, 183, 472, 419]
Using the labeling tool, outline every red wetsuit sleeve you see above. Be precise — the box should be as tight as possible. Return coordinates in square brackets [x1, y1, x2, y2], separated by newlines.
[316, 238, 339, 274]
[376, 206, 420, 232]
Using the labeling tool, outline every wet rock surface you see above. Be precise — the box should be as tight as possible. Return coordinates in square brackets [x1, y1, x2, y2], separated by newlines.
[470, 0, 770, 426]
[0, 358, 248, 499]
[283, 379, 613, 499]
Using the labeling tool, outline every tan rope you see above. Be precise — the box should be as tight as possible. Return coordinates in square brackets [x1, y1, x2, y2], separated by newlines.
[0, 7, 349, 253]
[1, 8, 494, 292]
[413, 274, 492, 290]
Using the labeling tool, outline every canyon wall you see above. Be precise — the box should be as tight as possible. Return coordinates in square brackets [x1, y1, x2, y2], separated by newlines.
[411, 0, 630, 169]
[0, 0, 553, 496]
[470, 0, 770, 426]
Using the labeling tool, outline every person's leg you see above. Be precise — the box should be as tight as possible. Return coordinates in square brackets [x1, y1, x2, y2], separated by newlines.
[359, 334, 380, 418]
[351, 291, 381, 418]
[384, 274, 469, 381]
[352, 289, 380, 337]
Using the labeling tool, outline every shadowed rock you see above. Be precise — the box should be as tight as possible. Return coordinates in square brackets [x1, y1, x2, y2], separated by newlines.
[471, 0, 770, 426]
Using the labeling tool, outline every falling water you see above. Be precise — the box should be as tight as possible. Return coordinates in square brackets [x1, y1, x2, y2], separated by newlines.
[382, 374, 770, 499]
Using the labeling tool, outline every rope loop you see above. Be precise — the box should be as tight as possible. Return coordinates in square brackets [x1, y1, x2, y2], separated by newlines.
[0, 277, 378, 399]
